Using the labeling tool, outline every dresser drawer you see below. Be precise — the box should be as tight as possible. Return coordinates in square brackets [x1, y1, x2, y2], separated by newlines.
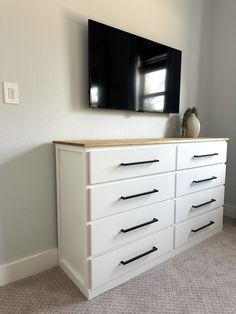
[90, 227, 173, 289]
[89, 200, 174, 256]
[176, 164, 226, 197]
[175, 207, 223, 248]
[175, 186, 225, 223]
[177, 141, 227, 170]
[88, 145, 176, 184]
[89, 173, 175, 220]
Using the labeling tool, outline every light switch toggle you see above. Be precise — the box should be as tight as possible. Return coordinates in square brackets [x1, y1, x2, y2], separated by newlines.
[3, 82, 19, 104]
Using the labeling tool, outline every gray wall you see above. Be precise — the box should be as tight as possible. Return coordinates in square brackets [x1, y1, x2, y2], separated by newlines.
[198, 0, 236, 216]
[0, 0, 208, 265]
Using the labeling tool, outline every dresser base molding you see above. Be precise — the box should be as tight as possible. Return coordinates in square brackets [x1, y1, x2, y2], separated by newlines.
[59, 226, 222, 299]
[59, 258, 90, 299]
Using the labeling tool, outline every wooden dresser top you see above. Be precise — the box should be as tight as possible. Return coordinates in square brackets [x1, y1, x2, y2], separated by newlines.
[53, 138, 229, 148]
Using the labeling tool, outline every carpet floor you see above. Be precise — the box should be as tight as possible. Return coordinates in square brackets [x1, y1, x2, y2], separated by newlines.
[0, 217, 235, 314]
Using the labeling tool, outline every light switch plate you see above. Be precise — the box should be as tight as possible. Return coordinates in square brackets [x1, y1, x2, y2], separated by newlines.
[3, 82, 19, 104]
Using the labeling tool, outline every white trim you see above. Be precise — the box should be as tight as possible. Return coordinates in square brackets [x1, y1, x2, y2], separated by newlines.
[0, 249, 58, 287]
[59, 258, 89, 299]
[224, 204, 236, 218]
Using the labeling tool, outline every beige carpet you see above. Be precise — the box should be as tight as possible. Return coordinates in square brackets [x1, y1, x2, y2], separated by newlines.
[0, 218, 235, 314]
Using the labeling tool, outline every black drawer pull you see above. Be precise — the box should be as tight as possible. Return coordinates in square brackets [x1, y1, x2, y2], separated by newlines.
[191, 221, 215, 233]
[192, 199, 216, 208]
[121, 246, 158, 265]
[193, 176, 217, 184]
[120, 189, 159, 200]
[120, 159, 159, 166]
[193, 153, 219, 158]
[121, 218, 158, 233]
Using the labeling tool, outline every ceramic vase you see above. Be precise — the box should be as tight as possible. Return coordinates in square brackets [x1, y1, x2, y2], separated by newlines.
[186, 113, 200, 138]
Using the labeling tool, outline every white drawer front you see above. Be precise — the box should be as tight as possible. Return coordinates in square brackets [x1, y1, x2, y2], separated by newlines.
[175, 207, 223, 248]
[175, 186, 225, 223]
[176, 164, 226, 197]
[91, 227, 173, 289]
[90, 200, 174, 256]
[89, 173, 175, 220]
[177, 141, 227, 170]
[88, 145, 176, 184]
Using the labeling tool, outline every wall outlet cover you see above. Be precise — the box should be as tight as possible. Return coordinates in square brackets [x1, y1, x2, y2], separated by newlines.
[3, 82, 19, 104]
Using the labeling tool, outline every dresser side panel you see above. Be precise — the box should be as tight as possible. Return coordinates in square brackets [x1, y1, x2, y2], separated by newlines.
[56, 148, 88, 287]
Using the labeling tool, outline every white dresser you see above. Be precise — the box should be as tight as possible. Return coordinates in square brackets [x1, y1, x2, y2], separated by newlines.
[54, 138, 228, 299]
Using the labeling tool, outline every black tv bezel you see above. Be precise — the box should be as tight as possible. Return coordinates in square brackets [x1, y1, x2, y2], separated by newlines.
[88, 19, 182, 114]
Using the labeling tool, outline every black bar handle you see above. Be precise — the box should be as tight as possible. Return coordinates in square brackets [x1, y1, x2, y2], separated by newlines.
[191, 221, 215, 233]
[192, 199, 216, 209]
[121, 246, 158, 265]
[193, 153, 219, 158]
[120, 159, 159, 166]
[121, 218, 158, 233]
[120, 189, 159, 200]
[193, 176, 217, 184]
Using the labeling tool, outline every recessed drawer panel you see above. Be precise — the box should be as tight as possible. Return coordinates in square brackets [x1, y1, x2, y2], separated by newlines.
[175, 207, 223, 248]
[90, 200, 174, 256]
[88, 145, 176, 184]
[89, 173, 175, 220]
[176, 164, 226, 197]
[175, 186, 225, 223]
[90, 227, 173, 289]
[177, 141, 227, 170]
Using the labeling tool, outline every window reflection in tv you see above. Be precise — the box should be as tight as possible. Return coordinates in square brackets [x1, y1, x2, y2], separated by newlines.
[89, 20, 182, 114]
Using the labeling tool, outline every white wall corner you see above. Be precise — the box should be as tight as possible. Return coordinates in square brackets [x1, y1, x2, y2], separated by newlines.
[0, 249, 58, 287]
[224, 204, 236, 219]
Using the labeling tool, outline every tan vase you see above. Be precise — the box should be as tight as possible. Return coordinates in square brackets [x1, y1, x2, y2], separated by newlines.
[186, 113, 200, 138]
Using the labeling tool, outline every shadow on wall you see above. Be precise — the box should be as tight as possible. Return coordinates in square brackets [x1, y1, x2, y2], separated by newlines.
[0, 144, 57, 267]
[164, 114, 181, 137]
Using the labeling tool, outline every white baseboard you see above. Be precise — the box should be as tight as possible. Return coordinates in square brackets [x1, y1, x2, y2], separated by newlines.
[224, 204, 236, 218]
[0, 249, 58, 287]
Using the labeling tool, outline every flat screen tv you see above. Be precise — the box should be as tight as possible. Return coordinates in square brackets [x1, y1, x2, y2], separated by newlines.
[88, 20, 182, 113]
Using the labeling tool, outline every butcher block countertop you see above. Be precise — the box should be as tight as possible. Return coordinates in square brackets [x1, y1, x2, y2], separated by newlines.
[53, 138, 229, 148]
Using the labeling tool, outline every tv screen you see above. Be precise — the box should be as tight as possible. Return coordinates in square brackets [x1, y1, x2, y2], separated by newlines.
[88, 20, 182, 113]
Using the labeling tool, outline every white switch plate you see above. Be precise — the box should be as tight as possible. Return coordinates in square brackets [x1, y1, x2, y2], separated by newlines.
[3, 82, 19, 104]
